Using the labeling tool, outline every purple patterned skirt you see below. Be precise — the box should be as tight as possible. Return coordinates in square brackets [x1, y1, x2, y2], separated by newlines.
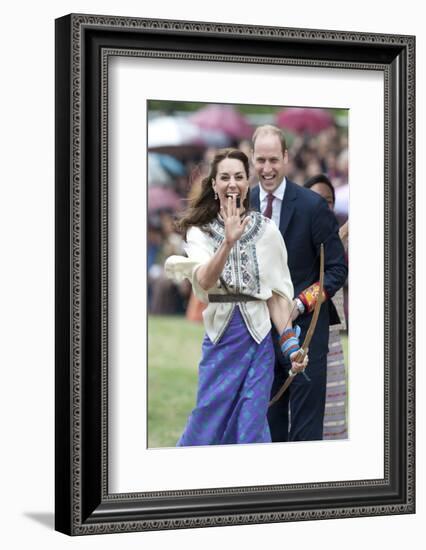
[177, 306, 275, 446]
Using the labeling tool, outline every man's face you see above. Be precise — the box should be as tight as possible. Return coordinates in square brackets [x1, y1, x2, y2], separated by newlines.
[310, 182, 335, 211]
[252, 133, 288, 193]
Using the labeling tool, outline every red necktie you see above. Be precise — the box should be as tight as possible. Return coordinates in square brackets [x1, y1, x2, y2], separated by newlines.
[263, 193, 275, 219]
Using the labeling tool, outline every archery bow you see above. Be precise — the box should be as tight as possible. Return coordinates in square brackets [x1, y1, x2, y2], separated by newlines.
[269, 243, 325, 407]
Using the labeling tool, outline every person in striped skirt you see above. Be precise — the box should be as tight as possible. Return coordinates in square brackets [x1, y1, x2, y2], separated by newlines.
[304, 174, 348, 440]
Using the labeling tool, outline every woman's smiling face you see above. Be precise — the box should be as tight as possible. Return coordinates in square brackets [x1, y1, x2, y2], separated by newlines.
[212, 158, 249, 211]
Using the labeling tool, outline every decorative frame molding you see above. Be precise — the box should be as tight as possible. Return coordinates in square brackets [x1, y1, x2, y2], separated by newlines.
[55, 13, 415, 535]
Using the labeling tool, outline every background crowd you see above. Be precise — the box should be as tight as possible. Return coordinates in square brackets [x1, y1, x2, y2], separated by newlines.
[147, 101, 349, 324]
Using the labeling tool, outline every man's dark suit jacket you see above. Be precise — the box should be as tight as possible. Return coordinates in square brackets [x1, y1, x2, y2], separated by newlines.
[250, 180, 347, 364]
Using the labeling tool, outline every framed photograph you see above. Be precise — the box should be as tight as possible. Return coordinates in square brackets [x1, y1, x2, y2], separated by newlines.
[55, 13, 415, 535]
[145, 99, 350, 450]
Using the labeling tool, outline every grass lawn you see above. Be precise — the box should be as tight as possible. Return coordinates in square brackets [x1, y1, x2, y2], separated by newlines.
[148, 315, 203, 448]
[148, 315, 349, 448]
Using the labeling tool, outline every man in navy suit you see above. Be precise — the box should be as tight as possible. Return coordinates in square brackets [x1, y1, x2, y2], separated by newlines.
[250, 125, 347, 441]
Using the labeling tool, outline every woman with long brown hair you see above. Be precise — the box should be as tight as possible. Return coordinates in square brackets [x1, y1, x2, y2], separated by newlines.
[166, 148, 307, 446]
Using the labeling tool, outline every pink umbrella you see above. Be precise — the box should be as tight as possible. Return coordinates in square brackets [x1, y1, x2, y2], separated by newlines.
[190, 104, 253, 139]
[148, 186, 183, 212]
[276, 108, 335, 134]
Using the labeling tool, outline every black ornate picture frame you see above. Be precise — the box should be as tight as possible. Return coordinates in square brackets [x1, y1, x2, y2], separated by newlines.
[55, 13, 415, 535]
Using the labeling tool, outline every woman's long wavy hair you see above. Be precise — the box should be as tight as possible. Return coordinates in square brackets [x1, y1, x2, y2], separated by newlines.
[176, 148, 251, 237]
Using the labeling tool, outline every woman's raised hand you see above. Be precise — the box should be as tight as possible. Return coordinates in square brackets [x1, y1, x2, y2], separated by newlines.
[221, 195, 251, 246]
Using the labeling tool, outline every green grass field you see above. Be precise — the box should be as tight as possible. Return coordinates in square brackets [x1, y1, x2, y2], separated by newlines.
[148, 315, 348, 448]
[148, 315, 203, 448]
